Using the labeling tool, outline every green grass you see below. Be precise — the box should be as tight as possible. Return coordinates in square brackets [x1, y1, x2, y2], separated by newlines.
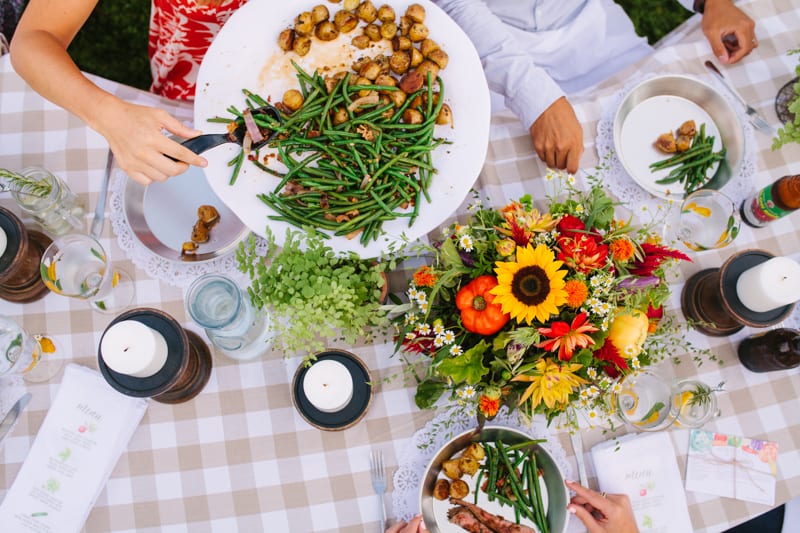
[62, 1, 691, 92]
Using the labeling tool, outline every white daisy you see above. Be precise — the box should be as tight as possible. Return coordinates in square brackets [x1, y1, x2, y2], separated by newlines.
[418, 323, 431, 335]
[405, 331, 416, 340]
[433, 323, 445, 335]
[443, 330, 456, 344]
[631, 357, 641, 369]
[459, 234, 474, 252]
[433, 335, 446, 348]
[450, 345, 463, 356]
[587, 367, 598, 379]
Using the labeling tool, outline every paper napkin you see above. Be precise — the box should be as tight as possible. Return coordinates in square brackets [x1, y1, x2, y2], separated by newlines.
[684, 429, 778, 505]
[0, 363, 148, 533]
[591, 432, 693, 533]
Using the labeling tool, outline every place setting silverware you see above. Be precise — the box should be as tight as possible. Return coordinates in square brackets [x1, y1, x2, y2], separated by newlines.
[90, 148, 114, 239]
[569, 430, 589, 488]
[0, 392, 32, 447]
[370, 448, 387, 533]
[704, 60, 776, 136]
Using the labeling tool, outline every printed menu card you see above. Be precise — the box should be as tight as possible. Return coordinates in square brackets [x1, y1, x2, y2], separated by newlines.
[684, 429, 778, 505]
[0, 364, 148, 532]
[591, 432, 693, 533]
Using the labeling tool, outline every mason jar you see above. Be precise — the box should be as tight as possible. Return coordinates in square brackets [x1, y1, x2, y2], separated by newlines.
[10, 166, 85, 235]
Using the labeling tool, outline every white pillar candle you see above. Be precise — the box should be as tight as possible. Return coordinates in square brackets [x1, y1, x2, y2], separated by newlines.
[100, 320, 168, 378]
[303, 359, 354, 413]
[736, 257, 800, 313]
[0, 226, 7, 257]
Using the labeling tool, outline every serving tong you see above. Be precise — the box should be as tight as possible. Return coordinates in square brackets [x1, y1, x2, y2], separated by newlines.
[179, 103, 283, 156]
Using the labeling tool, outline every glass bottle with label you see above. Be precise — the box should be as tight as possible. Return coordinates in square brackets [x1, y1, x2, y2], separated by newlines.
[740, 174, 800, 227]
[737, 328, 800, 372]
[9, 166, 85, 235]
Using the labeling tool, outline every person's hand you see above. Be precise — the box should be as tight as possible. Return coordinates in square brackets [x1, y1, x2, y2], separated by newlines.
[92, 95, 208, 185]
[702, 0, 757, 64]
[528, 96, 584, 174]
[385, 514, 427, 533]
[565, 480, 639, 533]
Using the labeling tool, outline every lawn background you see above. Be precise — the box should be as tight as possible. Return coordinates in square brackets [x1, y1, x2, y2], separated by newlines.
[10, 1, 693, 91]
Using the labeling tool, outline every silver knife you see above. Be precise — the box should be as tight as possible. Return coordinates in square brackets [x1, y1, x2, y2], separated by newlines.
[570, 431, 589, 487]
[90, 149, 114, 239]
[0, 392, 32, 446]
[704, 60, 776, 136]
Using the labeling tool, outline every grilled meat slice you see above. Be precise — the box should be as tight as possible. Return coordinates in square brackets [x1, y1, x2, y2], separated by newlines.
[447, 506, 495, 533]
[450, 498, 538, 533]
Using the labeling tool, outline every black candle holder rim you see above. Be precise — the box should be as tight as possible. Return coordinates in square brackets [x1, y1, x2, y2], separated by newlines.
[720, 250, 795, 326]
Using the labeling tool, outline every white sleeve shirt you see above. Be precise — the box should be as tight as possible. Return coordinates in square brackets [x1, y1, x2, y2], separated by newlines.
[432, 0, 697, 129]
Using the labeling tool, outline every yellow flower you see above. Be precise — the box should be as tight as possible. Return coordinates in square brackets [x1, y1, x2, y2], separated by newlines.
[607, 308, 649, 357]
[495, 238, 516, 257]
[491, 244, 567, 324]
[512, 359, 587, 410]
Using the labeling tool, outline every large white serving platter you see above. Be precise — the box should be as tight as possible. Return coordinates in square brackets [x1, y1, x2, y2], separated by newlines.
[194, 0, 491, 258]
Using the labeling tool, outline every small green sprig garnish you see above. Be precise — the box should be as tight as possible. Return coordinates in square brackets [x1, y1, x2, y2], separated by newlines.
[0, 168, 52, 198]
[688, 381, 725, 408]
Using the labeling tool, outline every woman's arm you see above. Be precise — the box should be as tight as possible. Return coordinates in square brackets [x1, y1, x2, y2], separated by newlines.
[10, 0, 206, 185]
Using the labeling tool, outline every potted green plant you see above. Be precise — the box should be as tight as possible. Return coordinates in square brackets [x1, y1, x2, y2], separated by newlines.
[237, 227, 396, 361]
[773, 48, 800, 150]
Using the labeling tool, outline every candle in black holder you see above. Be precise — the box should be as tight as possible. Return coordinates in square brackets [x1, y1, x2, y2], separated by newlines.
[681, 250, 797, 336]
[0, 206, 51, 303]
[97, 308, 212, 404]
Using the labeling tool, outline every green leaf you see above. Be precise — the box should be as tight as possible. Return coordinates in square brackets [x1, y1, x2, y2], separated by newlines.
[437, 340, 490, 385]
[439, 238, 464, 269]
[415, 379, 448, 409]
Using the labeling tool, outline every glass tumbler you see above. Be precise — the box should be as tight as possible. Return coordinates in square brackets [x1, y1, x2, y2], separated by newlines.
[0, 315, 62, 382]
[185, 273, 271, 360]
[677, 189, 740, 251]
[10, 166, 85, 236]
[40, 233, 135, 314]
[610, 370, 679, 432]
[672, 379, 720, 429]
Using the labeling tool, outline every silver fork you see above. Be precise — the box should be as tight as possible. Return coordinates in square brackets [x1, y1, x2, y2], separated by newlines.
[704, 60, 776, 135]
[370, 449, 387, 532]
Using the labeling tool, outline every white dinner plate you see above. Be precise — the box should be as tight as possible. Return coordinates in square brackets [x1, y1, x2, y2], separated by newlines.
[618, 95, 722, 199]
[194, 0, 491, 258]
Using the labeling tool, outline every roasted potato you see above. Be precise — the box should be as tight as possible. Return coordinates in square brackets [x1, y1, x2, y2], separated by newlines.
[359, 60, 382, 81]
[283, 89, 304, 111]
[398, 15, 412, 36]
[197, 205, 220, 227]
[389, 51, 411, 74]
[277, 29, 295, 52]
[295, 12, 315, 35]
[334, 10, 359, 32]
[403, 108, 423, 124]
[435, 104, 453, 127]
[356, 1, 378, 23]
[343, 0, 359, 10]
[181, 241, 198, 254]
[409, 47, 424, 68]
[315, 21, 339, 41]
[191, 221, 210, 244]
[398, 70, 424, 93]
[351, 56, 371, 72]
[351, 35, 370, 49]
[408, 22, 429, 42]
[415, 60, 439, 82]
[332, 106, 349, 125]
[392, 35, 412, 51]
[676, 134, 692, 152]
[463, 443, 486, 462]
[377, 4, 395, 22]
[655, 132, 677, 153]
[427, 48, 449, 69]
[364, 23, 381, 41]
[387, 89, 406, 107]
[355, 76, 374, 97]
[405, 3, 426, 23]
[419, 38, 439, 57]
[292, 36, 312, 56]
[375, 74, 396, 87]
[380, 22, 398, 40]
[449, 479, 469, 499]
[459, 456, 480, 476]
[677, 119, 697, 137]
[441, 458, 462, 480]
[433, 478, 450, 501]
[311, 4, 330, 24]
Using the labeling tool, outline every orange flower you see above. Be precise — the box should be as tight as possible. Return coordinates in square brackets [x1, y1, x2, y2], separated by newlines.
[564, 279, 588, 308]
[478, 394, 500, 417]
[609, 237, 635, 262]
[413, 266, 437, 288]
[536, 312, 599, 361]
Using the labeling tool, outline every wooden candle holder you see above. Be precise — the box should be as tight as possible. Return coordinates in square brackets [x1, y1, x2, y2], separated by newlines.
[98, 308, 212, 404]
[0, 206, 51, 303]
[681, 250, 795, 336]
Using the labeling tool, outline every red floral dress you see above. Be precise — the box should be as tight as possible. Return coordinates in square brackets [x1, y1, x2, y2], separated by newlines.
[149, 0, 248, 100]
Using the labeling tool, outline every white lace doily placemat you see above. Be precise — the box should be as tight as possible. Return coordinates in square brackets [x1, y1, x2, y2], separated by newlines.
[595, 72, 757, 215]
[391, 404, 573, 523]
[109, 171, 263, 288]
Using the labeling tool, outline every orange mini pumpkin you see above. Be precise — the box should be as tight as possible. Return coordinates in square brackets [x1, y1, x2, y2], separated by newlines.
[455, 275, 510, 335]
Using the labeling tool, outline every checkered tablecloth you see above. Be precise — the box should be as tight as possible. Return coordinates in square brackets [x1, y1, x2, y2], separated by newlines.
[1, 0, 799, 531]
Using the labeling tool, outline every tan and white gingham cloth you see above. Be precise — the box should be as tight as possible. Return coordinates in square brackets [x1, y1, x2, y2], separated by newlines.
[1, 0, 799, 531]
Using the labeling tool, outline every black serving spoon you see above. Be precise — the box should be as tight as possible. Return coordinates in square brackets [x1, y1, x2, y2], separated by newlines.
[167, 103, 283, 159]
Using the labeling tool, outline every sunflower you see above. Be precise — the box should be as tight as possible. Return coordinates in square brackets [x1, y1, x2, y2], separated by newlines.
[490, 244, 568, 324]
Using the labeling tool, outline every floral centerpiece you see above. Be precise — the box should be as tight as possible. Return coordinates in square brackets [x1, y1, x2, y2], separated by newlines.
[391, 171, 691, 426]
